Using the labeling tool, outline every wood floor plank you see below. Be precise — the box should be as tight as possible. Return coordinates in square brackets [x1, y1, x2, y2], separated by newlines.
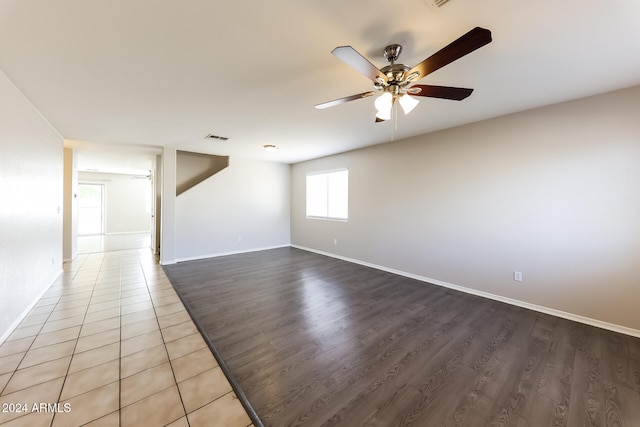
[615, 383, 640, 425]
[628, 336, 640, 393]
[163, 247, 640, 427]
[566, 325, 604, 426]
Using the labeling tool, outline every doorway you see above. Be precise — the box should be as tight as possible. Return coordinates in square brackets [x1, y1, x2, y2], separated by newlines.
[76, 175, 154, 254]
[64, 142, 162, 258]
[77, 183, 104, 235]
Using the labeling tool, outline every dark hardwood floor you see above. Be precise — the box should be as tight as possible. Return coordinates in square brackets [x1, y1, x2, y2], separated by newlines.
[163, 247, 640, 426]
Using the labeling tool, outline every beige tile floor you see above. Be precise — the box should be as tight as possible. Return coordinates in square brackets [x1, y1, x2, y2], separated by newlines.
[0, 249, 254, 427]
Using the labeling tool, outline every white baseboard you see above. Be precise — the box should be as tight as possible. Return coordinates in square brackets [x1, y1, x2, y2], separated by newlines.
[291, 245, 640, 339]
[0, 268, 62, 345]
[173, 244, 291, 264]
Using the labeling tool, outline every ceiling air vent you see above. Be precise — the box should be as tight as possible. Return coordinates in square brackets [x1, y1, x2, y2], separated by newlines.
[205, 134, 229, 141]
[425, 0, 450, 7]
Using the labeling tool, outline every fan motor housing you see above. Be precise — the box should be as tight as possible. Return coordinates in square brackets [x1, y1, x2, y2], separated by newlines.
[376, 64, 410, 88]
[380, 45, 410, 86]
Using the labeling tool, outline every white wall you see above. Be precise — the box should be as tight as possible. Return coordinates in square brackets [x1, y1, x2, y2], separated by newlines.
[175, 157, 290, 261]
[0, 70, 63, 341]
[63, 147, 78, 261]
[160, 147, 177, 264]
[79, 171, 151, 234]
[291, 85, 640, 332]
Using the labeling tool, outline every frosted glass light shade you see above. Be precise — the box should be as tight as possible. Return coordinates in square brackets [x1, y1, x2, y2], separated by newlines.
[375, 92, 393, 120]
[399, 94, 419, 114]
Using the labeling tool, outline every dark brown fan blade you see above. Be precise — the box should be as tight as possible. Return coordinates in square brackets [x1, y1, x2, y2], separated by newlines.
[315, 91, 376, 109]
[408, 85, 474, 101]
[332, 46, 388, 84]
[405, 27, 491, 82]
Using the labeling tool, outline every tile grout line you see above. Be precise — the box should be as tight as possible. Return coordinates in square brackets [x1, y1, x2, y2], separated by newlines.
[0, 255, 95, 427]
[0, 264, 75, 426]
[0, 302, 53, 398]
[0, 254, 90, 398]
[53, 252, 129, 426]
[141, 255, 191, 426]
[3, 250, 254, 427]
[51, 253, 100, 427]
[118, 254, 124, 427]
[162, 265, 264, 427]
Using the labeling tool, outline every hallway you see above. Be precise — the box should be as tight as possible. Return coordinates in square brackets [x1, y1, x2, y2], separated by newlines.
[0, 249, 252, 427]
[77, 232, 151, 254]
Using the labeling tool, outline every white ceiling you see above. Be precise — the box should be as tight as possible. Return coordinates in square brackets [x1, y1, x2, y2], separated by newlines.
[1, 0, 640, 165]
[65, 139, 159, 175]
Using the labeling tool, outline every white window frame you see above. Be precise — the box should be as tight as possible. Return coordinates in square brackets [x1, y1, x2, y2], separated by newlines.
[306, 168, 348, 221]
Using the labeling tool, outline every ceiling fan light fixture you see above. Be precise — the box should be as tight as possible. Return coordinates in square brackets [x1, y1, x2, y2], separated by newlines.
[317, 27, 492, 122]
[399, 94, 419, 114]
[405, 71, 421, 81]
[375, 109, 392, 121]
[374, 92, 393, 120]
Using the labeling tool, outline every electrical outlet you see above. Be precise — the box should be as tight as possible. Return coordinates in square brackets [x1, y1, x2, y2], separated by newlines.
[514, 271, 523, 282]
[333, 239, 337, 245]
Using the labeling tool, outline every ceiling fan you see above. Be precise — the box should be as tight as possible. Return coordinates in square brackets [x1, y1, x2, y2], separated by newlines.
[315, 27, 492, 122]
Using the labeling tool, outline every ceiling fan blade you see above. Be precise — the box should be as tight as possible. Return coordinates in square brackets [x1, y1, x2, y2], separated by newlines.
[408, 85, 474, 100]
[315, 91, 376, 109]
[405, 27, 492, 82]
[332, 46, 388, 84]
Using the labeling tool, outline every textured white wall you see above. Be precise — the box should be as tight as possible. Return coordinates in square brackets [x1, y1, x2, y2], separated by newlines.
[175, 157, 290, 261]
[0, 70, 63, 341]
[291, 86, 640, 332]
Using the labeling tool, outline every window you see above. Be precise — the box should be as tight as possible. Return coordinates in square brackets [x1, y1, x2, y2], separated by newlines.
[77, 183, 105, 235]
[306, 169, 348, 220]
